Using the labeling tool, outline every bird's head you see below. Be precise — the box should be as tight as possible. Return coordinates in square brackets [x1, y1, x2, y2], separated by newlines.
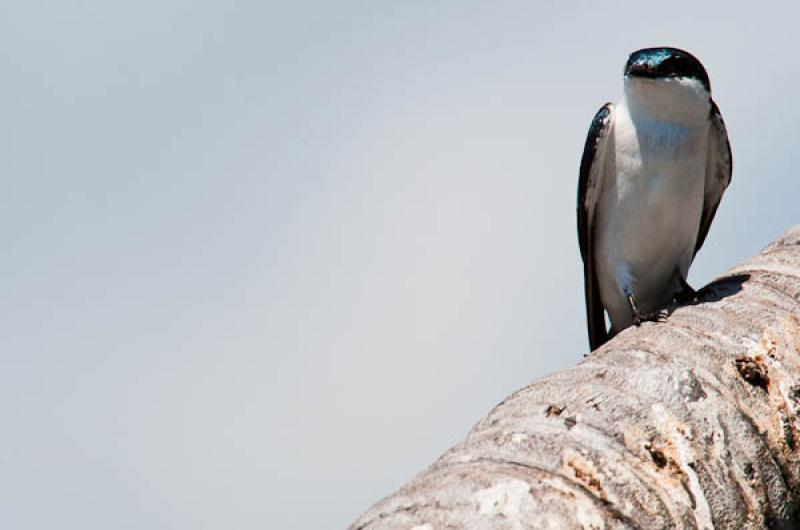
[625, 47, 710, 91]
[623, 47, 711, 122]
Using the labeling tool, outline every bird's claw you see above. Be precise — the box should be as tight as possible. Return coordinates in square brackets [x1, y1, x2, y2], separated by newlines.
[640, 308, 669, 323]
[628, 294, 669, 326]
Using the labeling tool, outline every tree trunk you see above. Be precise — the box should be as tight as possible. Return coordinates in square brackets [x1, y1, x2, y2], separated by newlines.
[350, 226, 800, 530]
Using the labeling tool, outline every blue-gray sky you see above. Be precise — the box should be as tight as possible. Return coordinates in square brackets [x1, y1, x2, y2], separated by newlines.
[2, 1, 798, 528]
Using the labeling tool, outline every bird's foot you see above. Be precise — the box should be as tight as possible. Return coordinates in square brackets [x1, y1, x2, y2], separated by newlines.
[639, 308, 670, 323]
[628, 295, 668, 326]
[627, 295, 641, 325]
[674, 277, 698, 305]
[674, 277, 716, 306]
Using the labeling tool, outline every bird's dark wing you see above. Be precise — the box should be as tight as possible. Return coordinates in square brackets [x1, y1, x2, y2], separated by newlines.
[695, 100, 732, 256]
[577, 103, 614, 350]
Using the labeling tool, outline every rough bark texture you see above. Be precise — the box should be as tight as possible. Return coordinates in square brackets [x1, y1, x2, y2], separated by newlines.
[351, 226, 800, 529]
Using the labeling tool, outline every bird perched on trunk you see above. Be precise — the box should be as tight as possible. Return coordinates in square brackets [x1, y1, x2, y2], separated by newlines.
[577, 47, 732, 350]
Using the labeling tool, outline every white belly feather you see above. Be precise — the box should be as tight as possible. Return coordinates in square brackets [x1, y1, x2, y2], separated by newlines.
[595, 103, 709, 331]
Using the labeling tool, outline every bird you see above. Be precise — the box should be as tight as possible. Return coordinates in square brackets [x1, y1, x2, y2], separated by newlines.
[577, 47, 732, 350]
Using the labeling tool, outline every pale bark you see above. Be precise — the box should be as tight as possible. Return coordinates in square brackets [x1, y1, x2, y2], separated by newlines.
[350, 226, 800, 529]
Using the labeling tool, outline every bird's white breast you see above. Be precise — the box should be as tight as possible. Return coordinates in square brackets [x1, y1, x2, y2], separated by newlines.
[595, 95, 710, 331]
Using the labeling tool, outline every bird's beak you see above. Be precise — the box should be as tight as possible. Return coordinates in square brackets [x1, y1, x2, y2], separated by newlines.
[626, 62, 658, 79]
